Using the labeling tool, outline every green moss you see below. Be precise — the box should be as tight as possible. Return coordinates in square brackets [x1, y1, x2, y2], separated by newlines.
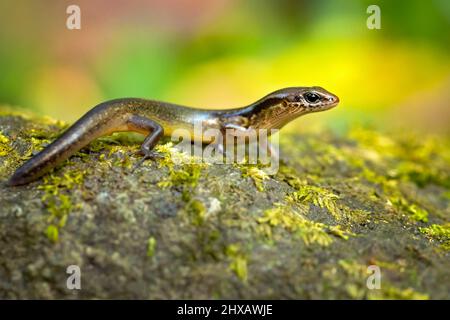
[146, 237, 157, 258]
[394, 162, 450, 188]
[328, 225, 355, 240]
[287, 185, 341, 220]
[159, 164, 202, 189]
[256, 204, 353, 246]
[296, 219, 334, 246]
[225, 244, 248, 282]
[338, 259, 429, 300]
[371, 259, 407, 273]
[349, 127, 399, 156]
[38, 170, 86, 242]
[370, 286, 429, 300]
[276, 164, 307, 190]
[419, 223, 450, 251]
[45, 224, 59, 243]
[284, 179, 371, 224]
[156, 143, 206, 202]
[388, 196, 429, 223]
[39, 171, 85, 195]
[350, 127, 450, 189]
[0, 131, 10, 156]
[110, 148, 134, 169]
[186, 199, 206, 226]
[158, 163, 203, 201]
[45, 194, 73, 225]
[420, 223, 450, 239]
[338, 259, 367, 278]
[240, 165, 269, 191]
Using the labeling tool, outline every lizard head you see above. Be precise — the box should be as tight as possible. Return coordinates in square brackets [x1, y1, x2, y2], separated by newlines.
[248, 86, 339, 129]
[281, 86, 339, 113]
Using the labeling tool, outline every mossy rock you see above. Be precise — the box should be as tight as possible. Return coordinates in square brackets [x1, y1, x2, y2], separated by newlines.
[0, 107, 449, 299]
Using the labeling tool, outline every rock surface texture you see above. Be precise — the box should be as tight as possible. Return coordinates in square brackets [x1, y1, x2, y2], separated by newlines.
[0, 108, 449, 299]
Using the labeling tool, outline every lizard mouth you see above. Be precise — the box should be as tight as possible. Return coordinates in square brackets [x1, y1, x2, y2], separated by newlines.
[326, 95, 339, 107]
[311, 95, 339, 112]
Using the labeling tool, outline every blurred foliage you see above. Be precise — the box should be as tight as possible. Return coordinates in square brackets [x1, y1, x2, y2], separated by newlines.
[0, 0, 448, 133]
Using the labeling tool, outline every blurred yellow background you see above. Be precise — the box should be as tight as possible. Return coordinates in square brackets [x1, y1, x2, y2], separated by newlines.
[0, 0, 449, 134]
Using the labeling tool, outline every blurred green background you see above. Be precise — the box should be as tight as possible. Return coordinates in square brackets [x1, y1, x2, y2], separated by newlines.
[0, 0, 449, 134]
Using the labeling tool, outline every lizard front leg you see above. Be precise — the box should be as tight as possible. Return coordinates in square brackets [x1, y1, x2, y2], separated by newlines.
[127, 115, 164, 170]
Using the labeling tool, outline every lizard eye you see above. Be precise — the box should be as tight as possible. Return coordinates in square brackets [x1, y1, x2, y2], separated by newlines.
[304, 92, 320, 103]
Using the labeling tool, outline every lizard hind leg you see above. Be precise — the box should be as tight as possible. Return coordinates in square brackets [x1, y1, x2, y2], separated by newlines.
[126, 115, 165, 171]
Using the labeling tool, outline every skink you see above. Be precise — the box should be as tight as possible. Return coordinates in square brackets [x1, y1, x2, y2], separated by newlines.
[8, 87, 339, 185]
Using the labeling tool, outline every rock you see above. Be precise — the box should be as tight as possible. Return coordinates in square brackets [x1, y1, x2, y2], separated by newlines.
[0, 107, 448, 299]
